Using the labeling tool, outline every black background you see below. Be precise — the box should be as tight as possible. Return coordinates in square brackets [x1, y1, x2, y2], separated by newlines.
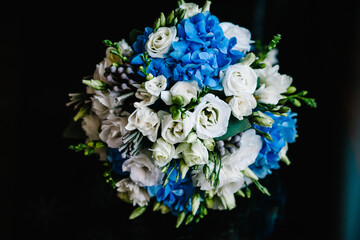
[3, 0, 360, 239]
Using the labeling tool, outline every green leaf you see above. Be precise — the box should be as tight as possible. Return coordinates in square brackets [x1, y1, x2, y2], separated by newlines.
[215, 117, 251, 141]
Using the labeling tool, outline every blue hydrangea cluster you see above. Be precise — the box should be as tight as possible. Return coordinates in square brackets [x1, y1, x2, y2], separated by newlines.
[146, 163, 197, 215]
[250, 112, 298, 179]
[131, 12, 244, 90]
[167, 12, 243, 90]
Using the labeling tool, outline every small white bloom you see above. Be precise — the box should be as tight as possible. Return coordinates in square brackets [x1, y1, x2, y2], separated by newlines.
[223, 129, 262, 171]
[91, 90, 118, 120]
[145, 27, 178, 58]
[159, 111, 195, 144]
[161, 81, 200, 106]
[219, 22, 254, 53]
[263, 48, 279, 66]
[176, 139, 209, 167]
[193, 94, 231, 139]
[144, 75, 167, 97]
[220, 63, 258, 97]
[178, 2, 202, 19]
[125, 103, 160, 142]
[116, 178, 150, 207]
[255, 65, 292, 104]
[150, 138, 176, 167]
[134, 85, 158, 107]
[228, 93, 257, 120]
[81, 113, 101, 141]
[99, 112, 130, 148]
[122, 151, 164, 187]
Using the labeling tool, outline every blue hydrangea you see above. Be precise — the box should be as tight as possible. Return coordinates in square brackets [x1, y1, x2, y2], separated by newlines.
[250, 111, 298, 178]
[146, 163, 196, 215]
[107, 148, 128, 175]
[167, 12, 244, 90]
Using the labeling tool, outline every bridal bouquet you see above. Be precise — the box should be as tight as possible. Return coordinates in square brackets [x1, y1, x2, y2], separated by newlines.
[66, 0, 316, 227]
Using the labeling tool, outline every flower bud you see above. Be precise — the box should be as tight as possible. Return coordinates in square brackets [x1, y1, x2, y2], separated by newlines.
[203, 164, 211, 179]
[191, 193, 201, 215]
[176, 211, 186, 228]
[179, 159, 190, 179]
[146, 73, 154, 81]
[252, 111, 274, 127]
[185, 132, 197, 143]
[241, 167, 258, 180]
[202, 138, 215, 151]
[129, 206, 147, 220]
[172, 95, 184, 106]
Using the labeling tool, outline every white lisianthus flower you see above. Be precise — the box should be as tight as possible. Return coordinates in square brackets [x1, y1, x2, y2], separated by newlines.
[116, 178, 150, 207]
[150, 138, 176, 167]
[255, 65, 293, 104]
[134, 85, 158, 107]
[161, 81, 200, 106]
[91, 90, 118, 120]
[220, 63, 258, 97]
[99, 112, 130, 148]
[125, 103, 160, 142]
[175, 139, 209, 167]
[144, 75, 167, 97]
[193, 94, 231, 139]
[219, 22, 254, 53]
[223, 129, 262, 171]
[145, 27, 178, 58]
[81, 113, 101, 141]
[122, 151, 164, 187]
[178, 2, 202, 19]
[228, 93, 257, 120]
[159, 111, 195, 144]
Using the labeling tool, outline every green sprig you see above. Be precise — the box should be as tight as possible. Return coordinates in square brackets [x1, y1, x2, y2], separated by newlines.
[103, 39, 128, 62]
[251, 34, 282, 69]
[283, 88, 317, 108]
[69, 140, 105, 156]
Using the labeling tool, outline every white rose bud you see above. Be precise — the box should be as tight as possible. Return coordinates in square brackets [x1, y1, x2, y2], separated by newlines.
[251, 111, 274, 127]
[220, 63, 258, 97]
[161, 81, 199, 106]
[228, 93, 257, 120]
[145, 27, 178, 58]
[144, 75, 167, 97]
[176, 139, 209, 167]
[150, 138, 176, 167]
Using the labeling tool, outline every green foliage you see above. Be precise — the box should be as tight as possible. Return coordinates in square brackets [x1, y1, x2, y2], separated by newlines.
[103, 39, 128, 62]
[251, 34, 282, 69]
[69, 141, 105, 156]
[214, 117, 252, 141]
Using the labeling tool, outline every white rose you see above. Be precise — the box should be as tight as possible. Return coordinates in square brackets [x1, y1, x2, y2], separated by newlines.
[193, 94, 231, 139]
[122, 151, 164, 187]
[145, 27, 178, 58]
[135, 85, 158, 106]
[219, 22, 254, 53]
[116, 178, 150, 207]
[144, 75, 167, 97]
[99, 112, 130, 148]
[255, 65, 292, 104]
[223, 129, 262, 171]
[228, 93, 257, 120]
[220, 63, 258, 97]
[159, 111, 194, 144]
[125, 103, 160, 142]
[175, 139, 209, 167]
[178, 2, 202, 19]
[161, 81, 200, 106]
[150, 138, 175, 167]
